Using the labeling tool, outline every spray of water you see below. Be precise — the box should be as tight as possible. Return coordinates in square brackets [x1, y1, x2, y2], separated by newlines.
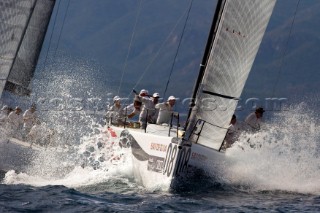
[2, 123, 135, 191]
[1, 56, 138, 191]
[2, 54, 319, 194]
[219, 103, 320, 194]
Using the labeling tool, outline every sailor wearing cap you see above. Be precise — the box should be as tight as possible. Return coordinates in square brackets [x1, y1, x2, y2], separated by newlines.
[139, 89, 149, 97]
[137, 92, 160, 128]
[105, 96, 125, 125]
[155, 95, 176, 125]
[245, 107, 265, 131]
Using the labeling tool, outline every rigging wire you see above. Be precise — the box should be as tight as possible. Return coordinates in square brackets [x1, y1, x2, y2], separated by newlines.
[117, 0, 143, 95]
[40, 0, 62, 73]
[52, 0, 71, 60]
[163, 0, 193, 99]
[271, 0, 301, 97]
[128, 1, 195, 100]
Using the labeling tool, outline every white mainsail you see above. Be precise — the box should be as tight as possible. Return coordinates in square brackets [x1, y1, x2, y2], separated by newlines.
[188, 0, 276, 150]
[0, 0, 56, 96]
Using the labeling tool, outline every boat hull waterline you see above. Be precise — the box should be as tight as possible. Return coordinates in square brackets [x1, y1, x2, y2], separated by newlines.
[110, 125, 229, 189]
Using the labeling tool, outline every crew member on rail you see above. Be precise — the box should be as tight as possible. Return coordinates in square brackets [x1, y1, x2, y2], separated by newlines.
[245, 107, 265, 131]
[221, 114, 241, 151]
[155, 95, 176, 125]
[23, 104, 37, 134]
[0, 105, 10, 127]
[137, 92, 160, 129]
[123, 96, 142, 120]
[106, 96, 125, 125]
[7, 106, 23, 138]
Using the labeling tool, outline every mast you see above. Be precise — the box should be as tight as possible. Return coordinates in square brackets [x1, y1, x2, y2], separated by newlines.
[186, 0, 226, 122]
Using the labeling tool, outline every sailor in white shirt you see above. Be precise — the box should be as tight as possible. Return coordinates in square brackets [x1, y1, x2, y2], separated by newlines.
[0, 105, 9, 127]
[123, 98, 142, 119]
[106, 96, 125, 125]
[245, 107, 265, 131]
[155, 96, 176, 125]
[23, 104, 37, 133]
[138, 92, 160, 128]
[121, 89, 147, 121]
[27, 120, 52, 146]
[222, 114, 241, 150]
[7, 106, 23, 137]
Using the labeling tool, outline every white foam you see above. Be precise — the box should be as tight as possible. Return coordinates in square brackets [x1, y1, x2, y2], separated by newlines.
[2, 122, 136, 190]
[221, 104, 320, 194]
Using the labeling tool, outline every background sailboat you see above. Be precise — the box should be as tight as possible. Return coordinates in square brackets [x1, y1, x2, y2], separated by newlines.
[0, 0, 56, 97]
[0, 0, 56, 172]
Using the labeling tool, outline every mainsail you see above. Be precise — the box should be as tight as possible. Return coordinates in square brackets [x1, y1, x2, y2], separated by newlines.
[0, 0, 56, 96]
[188, 0, 276, 150]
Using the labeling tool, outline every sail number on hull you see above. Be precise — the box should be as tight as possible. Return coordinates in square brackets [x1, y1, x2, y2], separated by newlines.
[163, 143, 191, 177]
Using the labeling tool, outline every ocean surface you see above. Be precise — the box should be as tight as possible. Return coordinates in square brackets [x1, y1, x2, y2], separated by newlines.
[1, 0, 320, 211]
[0, 107, 320, 212]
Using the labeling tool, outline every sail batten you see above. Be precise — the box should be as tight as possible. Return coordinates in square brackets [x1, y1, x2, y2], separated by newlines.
[188, 0, 276, 150]
[202, 90, 239, 100]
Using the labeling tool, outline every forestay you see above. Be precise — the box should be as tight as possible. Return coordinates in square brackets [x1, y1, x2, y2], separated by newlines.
[188, 0, 276, 150]
[0, 0, 55, 96]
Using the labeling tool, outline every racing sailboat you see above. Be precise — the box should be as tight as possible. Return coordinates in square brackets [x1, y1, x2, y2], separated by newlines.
[0, 0, 56, 172]
[109, 0, 277, 188]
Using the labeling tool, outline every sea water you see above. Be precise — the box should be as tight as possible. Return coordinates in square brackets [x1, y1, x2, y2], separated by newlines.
[0, 105, 319, 212]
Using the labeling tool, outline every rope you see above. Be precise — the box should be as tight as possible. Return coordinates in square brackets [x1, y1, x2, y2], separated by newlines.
[128, 1, 194, 100]
[271, 0, 300, 97]
[117, 0, 143, 95]
[163, 0, 194, 99]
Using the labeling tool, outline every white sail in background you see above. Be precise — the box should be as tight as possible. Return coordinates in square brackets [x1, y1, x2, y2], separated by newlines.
[0, 0, 55, 96]
[188, 0, 276, 150]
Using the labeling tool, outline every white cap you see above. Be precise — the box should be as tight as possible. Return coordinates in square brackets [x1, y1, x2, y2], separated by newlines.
[168, 96, 176, 101]
[139, 89, 148, 95]
[113, 96, 121, 102]
[152, 93, 160, 98]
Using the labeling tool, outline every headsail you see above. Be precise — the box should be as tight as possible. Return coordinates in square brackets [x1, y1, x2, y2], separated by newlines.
[187, 0, 276, 150]
[0, 0, 56, 96]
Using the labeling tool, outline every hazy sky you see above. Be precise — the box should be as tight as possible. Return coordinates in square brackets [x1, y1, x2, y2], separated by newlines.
[9, 0, 320, 118]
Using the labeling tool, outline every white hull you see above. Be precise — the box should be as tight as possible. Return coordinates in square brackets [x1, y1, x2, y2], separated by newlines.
[189, 143, 230, 177]
[0, 137, 73, 174]
[109, 124, 228, 189]
[111, 125, 180, 189]
[0, 138, 41, 172]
